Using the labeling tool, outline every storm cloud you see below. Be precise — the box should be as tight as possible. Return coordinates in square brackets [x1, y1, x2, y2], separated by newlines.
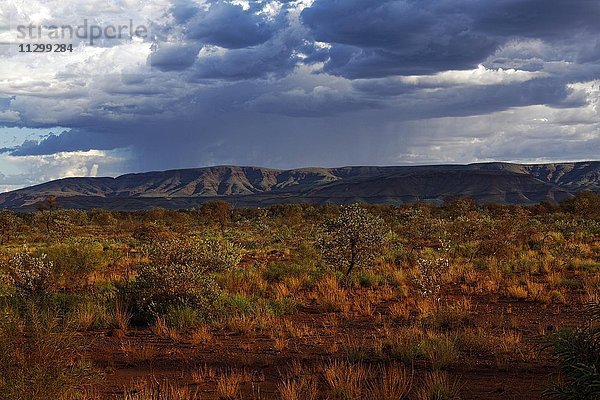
[0, 0, 598, 190]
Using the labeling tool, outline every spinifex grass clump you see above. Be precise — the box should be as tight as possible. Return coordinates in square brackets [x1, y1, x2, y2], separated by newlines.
[541, 302, 600, 399]
[0, 304, 96, 399]
[123, 379, 200, 400]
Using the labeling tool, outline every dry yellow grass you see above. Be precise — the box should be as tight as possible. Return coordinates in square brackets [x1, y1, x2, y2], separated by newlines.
[191, 364, 216, 384]
[190, 324, 214, 346]
[215, 369, 250, 400]
[312, 275, 351, 314]
[324, 360, 369, 400]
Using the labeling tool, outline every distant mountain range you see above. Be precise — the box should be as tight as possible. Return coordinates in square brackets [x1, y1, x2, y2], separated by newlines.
[0, 162, 598, 210]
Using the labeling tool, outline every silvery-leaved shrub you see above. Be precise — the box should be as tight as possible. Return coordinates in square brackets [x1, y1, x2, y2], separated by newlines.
[131, 236, 243, 323]
[414, 254, 449, 302]
[199, 238, 244, 272]
[132, 262, 220, 322]
[145, 237, 243, 273]
[5, 251, 54, 294]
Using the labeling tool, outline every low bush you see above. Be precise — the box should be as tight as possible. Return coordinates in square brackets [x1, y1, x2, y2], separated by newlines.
[3, 251, 55, 294]
[132, 223, 168, 242]
[130, 262, 220, 324]
[128, 236, 244, 324]
[146, 237, 244, 273]
[43, 240, 107, 288]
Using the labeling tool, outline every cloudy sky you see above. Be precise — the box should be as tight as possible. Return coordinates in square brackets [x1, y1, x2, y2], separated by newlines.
[0, 0, 598, 191]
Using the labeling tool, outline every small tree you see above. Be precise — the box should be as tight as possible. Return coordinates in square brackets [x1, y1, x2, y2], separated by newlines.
[318, 204, 387, 276]
[199, 200, 231, 233]
[35, 195, 57, 235]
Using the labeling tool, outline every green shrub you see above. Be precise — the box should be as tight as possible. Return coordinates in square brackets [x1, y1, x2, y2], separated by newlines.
[46, 293, 89, 315]
[93, 280, 119, 302]
[549, 290, 566, 304]
[473, 259, 488, 271]
[43, 241, 107, 288]
[128, 236, 244, 323]
[383, 338, 424, 364]
[558, 278, 582, 290]
[577, 261, 600, 271]
[356, 271, 386, 288]
[262, 297, 297, 316]
[422, 336, 458, 369]
[221, 294, 255, 316]
[219, 295, 296, 318]
[198, 238, 244, 272]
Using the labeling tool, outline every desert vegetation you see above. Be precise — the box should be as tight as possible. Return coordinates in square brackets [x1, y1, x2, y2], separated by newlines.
[0, 193, 598, 399]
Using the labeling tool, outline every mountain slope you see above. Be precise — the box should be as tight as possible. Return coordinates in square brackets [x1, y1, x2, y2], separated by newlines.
[0, 162, 598, 210]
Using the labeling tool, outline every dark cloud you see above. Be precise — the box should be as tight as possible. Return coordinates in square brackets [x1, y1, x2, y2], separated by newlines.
[403, 78, 579, 119]
[191, 42, 299, 80]
[185, 1, 277, 49]
[301, 0, 496, 77]
[578, 40, 600, 64]
[145, 0, 301, 79]
[475, 0, 600, 39]
[5, 129, 129, 156]
[246, 87, 381, 117]
[301, 0, 600, 78]
[190, 22, 304, 80]
[150, 43, 201, 71]
[170, 0, 199, 23]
